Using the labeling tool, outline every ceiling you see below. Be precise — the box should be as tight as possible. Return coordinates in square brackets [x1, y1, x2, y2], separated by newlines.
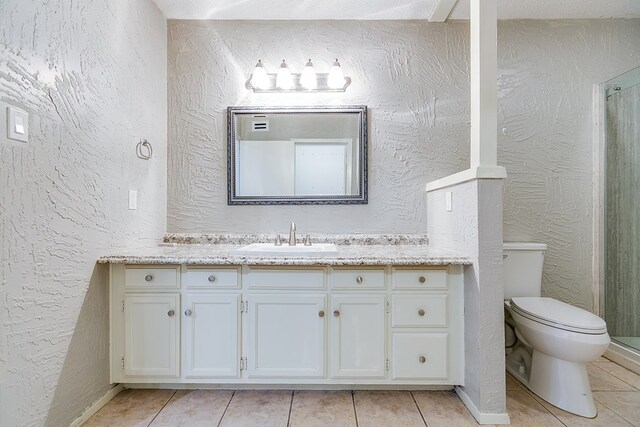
[152, 0, 640, 20]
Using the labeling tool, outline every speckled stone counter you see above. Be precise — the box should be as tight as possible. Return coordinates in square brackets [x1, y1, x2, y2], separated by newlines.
[98, 243, 471, 266]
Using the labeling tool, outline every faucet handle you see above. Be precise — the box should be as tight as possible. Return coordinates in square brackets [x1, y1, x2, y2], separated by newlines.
[304, 234, 312, 246]
[275, 234, 283, 246]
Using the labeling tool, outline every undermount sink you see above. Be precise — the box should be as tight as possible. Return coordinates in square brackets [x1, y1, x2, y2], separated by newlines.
[235, 242, 338, 257]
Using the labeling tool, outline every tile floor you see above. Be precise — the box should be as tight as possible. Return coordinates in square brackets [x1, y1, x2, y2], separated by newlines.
[84, 359, 640, 426]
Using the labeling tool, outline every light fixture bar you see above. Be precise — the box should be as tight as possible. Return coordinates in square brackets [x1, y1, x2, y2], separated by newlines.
[245, 73, 351, 93]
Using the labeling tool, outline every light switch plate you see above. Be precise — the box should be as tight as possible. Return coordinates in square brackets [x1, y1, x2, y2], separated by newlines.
[446, 191, 453, 212]
[128, 190, 138, 210]
[7, 106, 29, 142]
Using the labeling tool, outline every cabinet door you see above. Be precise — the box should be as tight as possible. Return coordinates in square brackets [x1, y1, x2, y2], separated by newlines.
[183, 294, 240, 378]
[331, 295, 386, 378]
[124, 294, 180, 378]
[247, 295, 326, 378]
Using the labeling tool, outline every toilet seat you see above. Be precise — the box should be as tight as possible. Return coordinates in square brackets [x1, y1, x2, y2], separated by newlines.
[511, 297, 607, 335]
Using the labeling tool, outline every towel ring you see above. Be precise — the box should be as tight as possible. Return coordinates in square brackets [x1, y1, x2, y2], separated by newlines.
[136, 138, 153, 160]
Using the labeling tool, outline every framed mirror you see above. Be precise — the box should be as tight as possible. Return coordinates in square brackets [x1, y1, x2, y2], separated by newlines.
[227, 105, 367, 205]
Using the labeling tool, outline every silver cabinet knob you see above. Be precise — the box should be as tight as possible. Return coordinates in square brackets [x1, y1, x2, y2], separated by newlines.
[418, 276, 426, 284]
[145, 274, 153, 282]
[208, 275, 216, 283]
[167, 310, 175, 317]
[333, 310, 340, 317]
[355, 276, 363, 284]
[418, 309, 425, 317]
[419, 356, 427, 364]
[319, 310, 325, 318]
[184, 309, 192, 316]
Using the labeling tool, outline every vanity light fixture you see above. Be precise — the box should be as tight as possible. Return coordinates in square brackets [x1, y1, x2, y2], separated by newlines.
[327, 58, 346, 89]
[249, 59, 269, 90]
[245, 58, 352, 93]
[276, 59, 294, 90]
[299, 59, 317, 90]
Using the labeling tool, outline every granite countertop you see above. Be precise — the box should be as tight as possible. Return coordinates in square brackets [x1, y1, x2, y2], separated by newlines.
[98, 235, 471, 266]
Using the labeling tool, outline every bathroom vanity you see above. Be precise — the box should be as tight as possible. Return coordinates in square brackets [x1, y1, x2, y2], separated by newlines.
[100, 239, 469, 388]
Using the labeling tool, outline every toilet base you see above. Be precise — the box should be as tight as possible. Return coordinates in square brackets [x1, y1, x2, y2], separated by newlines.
[508, 350, 597, 418]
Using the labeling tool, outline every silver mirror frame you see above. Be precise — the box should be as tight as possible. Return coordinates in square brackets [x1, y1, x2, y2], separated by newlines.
[227, 105, 368, 205]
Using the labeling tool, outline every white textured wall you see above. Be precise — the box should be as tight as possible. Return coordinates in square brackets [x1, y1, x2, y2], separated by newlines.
[428, 180, 507, 418]
[0, 1, 167, 425]
[167, 20, 471, 235]
[498, 20, 640, 310]
[168, 19, 640, 310]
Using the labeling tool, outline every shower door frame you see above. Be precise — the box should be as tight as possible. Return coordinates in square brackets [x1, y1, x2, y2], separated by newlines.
[593, 79, 640, 374]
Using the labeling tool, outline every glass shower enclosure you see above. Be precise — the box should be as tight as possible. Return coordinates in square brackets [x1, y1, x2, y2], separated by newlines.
[605, 65, 640, 353]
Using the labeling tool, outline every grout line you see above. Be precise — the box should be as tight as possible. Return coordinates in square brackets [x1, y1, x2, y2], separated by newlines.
[409, 391, 429, 427]
[518, 387, 567, 427]
[147, 389, 178, 427]
[216, 390, 236, 427]
[589, 361, 640, 391]
[592, 393, 637, 426]
[352, 390, 359, 427]
[286, 390, 294, 427]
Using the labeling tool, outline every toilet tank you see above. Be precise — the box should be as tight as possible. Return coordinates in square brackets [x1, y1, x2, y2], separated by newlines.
[503, 242, 547, 300]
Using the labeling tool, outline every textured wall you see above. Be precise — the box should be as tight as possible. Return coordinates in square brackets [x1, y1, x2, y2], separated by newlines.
[497, 20, 640, 310]
[167, 20, 471, 235]
[428, 180, 507, 418]
[167, 19, 640, 310]
[0, 1, 167, 425]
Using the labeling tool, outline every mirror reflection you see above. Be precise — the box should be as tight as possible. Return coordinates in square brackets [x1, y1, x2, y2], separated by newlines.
[227, 106, 367, 205]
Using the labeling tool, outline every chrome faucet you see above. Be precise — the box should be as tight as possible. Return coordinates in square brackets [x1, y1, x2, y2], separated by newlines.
[289, 222, 296, 246]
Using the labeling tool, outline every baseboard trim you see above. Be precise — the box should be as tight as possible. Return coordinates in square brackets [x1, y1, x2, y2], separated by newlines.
[605, 343, 640, 375]
[455, 386, 510, 425]
[70, 384, 123, 427]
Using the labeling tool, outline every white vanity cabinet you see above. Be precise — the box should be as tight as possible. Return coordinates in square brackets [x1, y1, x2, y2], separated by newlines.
[331, 295, 386, 378]
[247, 295, 326, 378]
[109, 262, 464, 386]
[123, 294, 180, 378]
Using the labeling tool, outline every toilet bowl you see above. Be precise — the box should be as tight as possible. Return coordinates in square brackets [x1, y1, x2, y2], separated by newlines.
[503, 243, 610, 418]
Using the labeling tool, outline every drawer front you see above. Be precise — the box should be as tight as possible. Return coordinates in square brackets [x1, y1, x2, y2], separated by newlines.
[392, 332, 448, 380]
[124, 266, 179, 290]
[331, 268, 385, 289]
[392, 295, 448, 327]
[183, 267, 240, 289]
[392, 268, 447, 290]
[246, 268, 325, 289]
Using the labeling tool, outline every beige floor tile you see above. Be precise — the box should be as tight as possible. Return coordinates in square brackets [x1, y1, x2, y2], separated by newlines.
[507, 372, 525, 391]
[412, 390, 479, 427]
[593, 391, 640, 426]
[506, 390, 563, 427]
[219, 390, 292, 427]
[288, 390, 356, 427]
[84, 389, 176, 427]
[150, 390, 234, 426]
[354, 391, 425, 427]
[589, 365, 637, 391]
[529, 390, 632, 426]
[591, 361, 640, 390]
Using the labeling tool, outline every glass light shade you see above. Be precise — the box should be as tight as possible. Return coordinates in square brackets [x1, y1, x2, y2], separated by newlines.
[276, 60, 293, 90]
[328, 58, 346, 89]
[299, 59, 317, 90]
[250, 60, 269, 90]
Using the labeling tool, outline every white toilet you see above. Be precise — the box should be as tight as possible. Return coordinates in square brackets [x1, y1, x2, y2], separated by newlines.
[503, 242, 610, 418]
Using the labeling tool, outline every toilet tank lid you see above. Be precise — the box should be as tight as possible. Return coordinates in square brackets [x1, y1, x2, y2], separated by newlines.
[511, 297, 606, 332]
[503, 242, 547, 251]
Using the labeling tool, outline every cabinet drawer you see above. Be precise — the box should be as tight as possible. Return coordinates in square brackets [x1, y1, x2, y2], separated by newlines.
[246, 268, 325, 289]
[331, 268, 385, 289]
[183, 266, 240, 289]
[392, 295, 448, 327]
[392, 332, 448, 380]
[125, 266, 179, 290]
[392, 268, 447, 290]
